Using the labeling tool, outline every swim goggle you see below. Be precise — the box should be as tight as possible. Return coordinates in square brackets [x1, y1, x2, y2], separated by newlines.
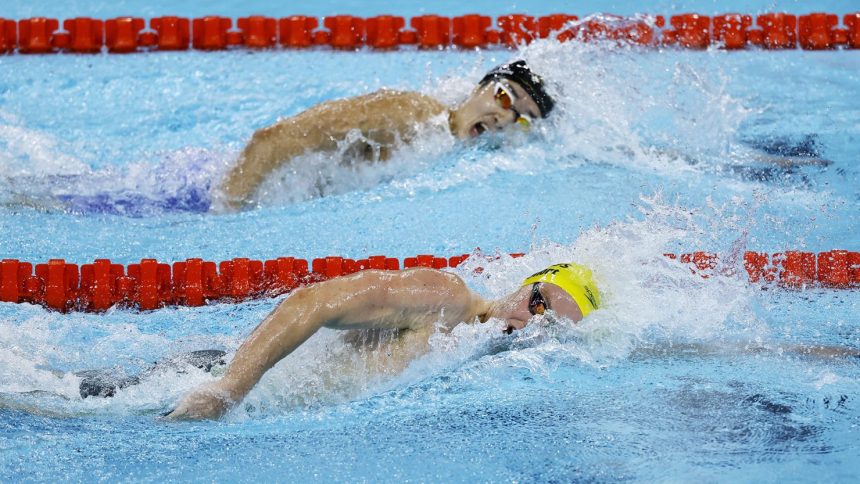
[503, 282, 557, 334]
[494, 81, 533, 129]
[501, 282, 556, 334]
[528, 282, 560, 325]
[527, 282, 550, 315]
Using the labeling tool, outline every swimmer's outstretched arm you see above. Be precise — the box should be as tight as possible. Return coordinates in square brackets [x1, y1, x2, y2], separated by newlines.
[165, 268, 483, 420]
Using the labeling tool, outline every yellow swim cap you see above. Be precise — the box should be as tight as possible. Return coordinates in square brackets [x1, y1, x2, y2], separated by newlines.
[521, 262, 600, 317]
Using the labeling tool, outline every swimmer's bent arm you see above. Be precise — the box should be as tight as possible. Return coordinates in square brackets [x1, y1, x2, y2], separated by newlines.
[218, 91, 446, 210]
[165, 269, 478, 420]
[219, 112, 341, 209]
[165, 282, 340, 420]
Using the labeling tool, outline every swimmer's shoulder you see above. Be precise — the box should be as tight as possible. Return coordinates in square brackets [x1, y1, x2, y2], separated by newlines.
[395, 267, 490, 325]
[393, 268, 484, 313]
[323, 267, 472, 302]
[280, 89, 446, 138]
[399, 266, 469, 288]
[343, 89, 448, 121]
[327, 266, 465, 289]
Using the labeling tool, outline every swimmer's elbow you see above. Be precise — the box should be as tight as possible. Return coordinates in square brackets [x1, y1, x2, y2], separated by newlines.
[218, 126, 296, 206]
[217, 170, 257, 210]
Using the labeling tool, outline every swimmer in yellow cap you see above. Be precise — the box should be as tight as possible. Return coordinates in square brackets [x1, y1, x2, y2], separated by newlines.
[166, 261, 594, 420]
[515, 262, 600, 332]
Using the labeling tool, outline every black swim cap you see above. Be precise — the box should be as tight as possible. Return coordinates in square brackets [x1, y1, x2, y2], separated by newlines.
[479, 60, 555, 118]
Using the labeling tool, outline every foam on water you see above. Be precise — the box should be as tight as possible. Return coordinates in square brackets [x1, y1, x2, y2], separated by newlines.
[0, 111, 89, 177]
[521, 35, 751, 170]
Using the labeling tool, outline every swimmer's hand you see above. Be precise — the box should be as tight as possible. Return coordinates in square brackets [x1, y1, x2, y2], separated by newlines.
[163, 382, 235, 421]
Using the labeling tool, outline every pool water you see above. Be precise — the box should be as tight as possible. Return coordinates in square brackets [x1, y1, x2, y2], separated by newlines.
[1, 0, 859, 481]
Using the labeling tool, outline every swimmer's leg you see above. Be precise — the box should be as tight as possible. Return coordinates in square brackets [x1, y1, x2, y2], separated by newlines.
[0, 193, 68, 212]
[775, 343, 860, 359]
[76, 371, 141, 399]
[77, 350, 226, 399]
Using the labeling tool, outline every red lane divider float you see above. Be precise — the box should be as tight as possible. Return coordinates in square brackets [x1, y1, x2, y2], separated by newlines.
[0, 250, 858, 313]
[18, 17, 59, 53]
[410, 15, 451, 48]
[713, 14, 752, 49]
[59, 18, 103, 53]
[754, 13, 797, 48]
[0, 18, 16, 53]
[106, 17, 145, 53]
[279, 15, 317, 48]
[192, 16, 232, 50]
[237, 16, 277, 49]
[1, 12, 859, 54]
[365, 15, 405, 49]
[149, 16, 191, 50]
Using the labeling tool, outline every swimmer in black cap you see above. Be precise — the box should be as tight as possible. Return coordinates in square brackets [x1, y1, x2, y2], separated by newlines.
[219, 60, 555, 209]
[448, 59, 554, 138]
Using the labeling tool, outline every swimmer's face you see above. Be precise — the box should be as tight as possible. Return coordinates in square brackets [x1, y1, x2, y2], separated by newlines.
[496, 283, 584, 333]
[451, 79, 542, 139]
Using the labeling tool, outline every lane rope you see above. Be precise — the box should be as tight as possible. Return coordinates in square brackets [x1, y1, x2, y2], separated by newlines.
[1, 12, 859, 54]
[1, 250, 858, 312]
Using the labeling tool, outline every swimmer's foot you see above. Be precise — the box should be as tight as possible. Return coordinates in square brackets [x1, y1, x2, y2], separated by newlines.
[746, 134, 832, 168]
[747, 134, 822, 158]
[753, 154, 832, 168]
[785, 343, 860, 359]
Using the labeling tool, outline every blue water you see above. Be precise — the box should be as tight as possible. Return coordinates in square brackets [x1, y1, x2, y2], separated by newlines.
[1, 0, 860, 481]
